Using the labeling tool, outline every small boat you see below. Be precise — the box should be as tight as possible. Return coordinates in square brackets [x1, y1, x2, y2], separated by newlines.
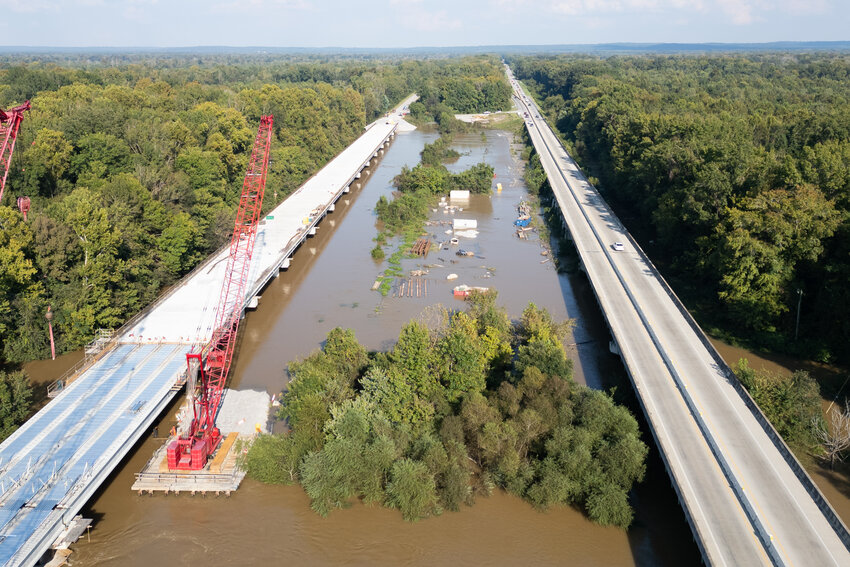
[450, 237, 459, 245]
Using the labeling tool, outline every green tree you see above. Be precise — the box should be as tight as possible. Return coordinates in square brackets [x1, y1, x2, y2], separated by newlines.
[386, 458, 441, 521]
[57, 188, 129, 345]
[437, 312, 487, 402]
[736, 359, 822, 450]
[0, 370, 33, 442]
[0, 208, 42, 358]
[18, 128, 73, 198]
[718, 185, 841, 330]
[299, 399, 398, 516]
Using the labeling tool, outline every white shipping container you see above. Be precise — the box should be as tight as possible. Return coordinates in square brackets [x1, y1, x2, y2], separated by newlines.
[453, 218, 478, 230]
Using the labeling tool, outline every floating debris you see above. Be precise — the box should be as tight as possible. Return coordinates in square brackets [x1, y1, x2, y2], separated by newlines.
[397, 277, 428, 298]
[410, 238, 432, 256]
[453, 284, 490, 298]
[446, 273, 459, 280]
[453, 218, 477, 230]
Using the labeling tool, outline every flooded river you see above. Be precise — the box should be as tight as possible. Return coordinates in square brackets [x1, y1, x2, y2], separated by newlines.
[62, 126, 708, 565]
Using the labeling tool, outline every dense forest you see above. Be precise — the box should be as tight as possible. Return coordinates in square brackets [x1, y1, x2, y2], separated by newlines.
[509, 53, 850, 364]
[0, 55, 511, 439]
[247, 294, 647, 528]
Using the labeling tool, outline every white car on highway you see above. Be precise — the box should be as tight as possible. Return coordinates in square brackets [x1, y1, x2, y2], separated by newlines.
[613, 242, 625, 251]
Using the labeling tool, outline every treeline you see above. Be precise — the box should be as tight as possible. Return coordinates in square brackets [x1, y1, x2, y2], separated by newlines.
[1, 55, 511, 123]
[246, 294, 647, 527]
[0, 55, 512, 366]
[510, 53, 850, 363]
[0, 73, 364, 363]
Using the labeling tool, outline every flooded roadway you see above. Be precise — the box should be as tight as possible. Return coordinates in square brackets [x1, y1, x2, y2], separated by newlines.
[60, 126, 707, 565]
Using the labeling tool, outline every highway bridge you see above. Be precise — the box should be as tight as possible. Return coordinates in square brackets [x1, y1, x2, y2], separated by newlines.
[0, 95, 417, 567]
[507, 65, 850, 566]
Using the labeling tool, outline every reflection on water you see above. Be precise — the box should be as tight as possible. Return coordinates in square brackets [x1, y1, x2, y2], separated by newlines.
[70, 127, 701, 566]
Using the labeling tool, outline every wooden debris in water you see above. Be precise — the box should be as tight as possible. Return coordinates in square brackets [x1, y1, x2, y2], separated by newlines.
[395, 277, 429, 298]
[410, 238, 432, 256]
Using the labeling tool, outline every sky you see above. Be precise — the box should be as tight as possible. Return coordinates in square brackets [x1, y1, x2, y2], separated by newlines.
[0, 0, 846, 48]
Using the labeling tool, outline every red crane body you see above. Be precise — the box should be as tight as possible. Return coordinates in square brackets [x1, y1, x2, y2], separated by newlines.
[167, 115, 274, 471]
[0, 100, 31, 204]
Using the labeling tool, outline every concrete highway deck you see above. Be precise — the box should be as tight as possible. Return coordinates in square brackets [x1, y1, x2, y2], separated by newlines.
[0, 94, 415, 567]
[125, 94, 417, 343]
[507, 66, 850, 566]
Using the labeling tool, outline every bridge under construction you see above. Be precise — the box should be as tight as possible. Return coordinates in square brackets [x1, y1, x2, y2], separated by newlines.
[0, 95, 416, 567]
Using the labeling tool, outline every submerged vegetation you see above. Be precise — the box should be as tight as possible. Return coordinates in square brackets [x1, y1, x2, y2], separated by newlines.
[420, 135, 460, 166]
[370, 135, 494, 294]
[247, 293, 648, 528]
[376, 158, 494, 233]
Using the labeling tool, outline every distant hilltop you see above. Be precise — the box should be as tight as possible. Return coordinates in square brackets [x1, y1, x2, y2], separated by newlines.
[1, 41, 849, 56]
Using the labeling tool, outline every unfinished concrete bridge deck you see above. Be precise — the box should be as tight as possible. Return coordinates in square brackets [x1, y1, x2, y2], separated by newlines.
[0, 94, 417, 567]
[508, 64, 850, 566]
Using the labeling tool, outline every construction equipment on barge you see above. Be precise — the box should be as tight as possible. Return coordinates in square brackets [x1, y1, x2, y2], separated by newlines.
[167, 115, 274, 471]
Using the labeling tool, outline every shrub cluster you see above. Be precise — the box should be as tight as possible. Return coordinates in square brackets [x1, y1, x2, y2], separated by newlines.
[247, 293, 647, 528]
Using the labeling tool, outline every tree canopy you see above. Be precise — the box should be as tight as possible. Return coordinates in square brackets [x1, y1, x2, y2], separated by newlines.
[0, 54, 511, 365]
[510, 53, 850, 362]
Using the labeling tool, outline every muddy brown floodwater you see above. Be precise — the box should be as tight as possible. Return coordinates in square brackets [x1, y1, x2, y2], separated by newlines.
[64, 127, 707, 565]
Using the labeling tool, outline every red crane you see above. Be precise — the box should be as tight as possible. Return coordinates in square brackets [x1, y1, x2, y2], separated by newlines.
[0, 100, 31, 204]
[167, 115, 274, 471]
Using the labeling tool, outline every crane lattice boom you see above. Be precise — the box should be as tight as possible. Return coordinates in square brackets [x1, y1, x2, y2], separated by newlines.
[0, 100, 30, 204]
[167, 115, 274, 471]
